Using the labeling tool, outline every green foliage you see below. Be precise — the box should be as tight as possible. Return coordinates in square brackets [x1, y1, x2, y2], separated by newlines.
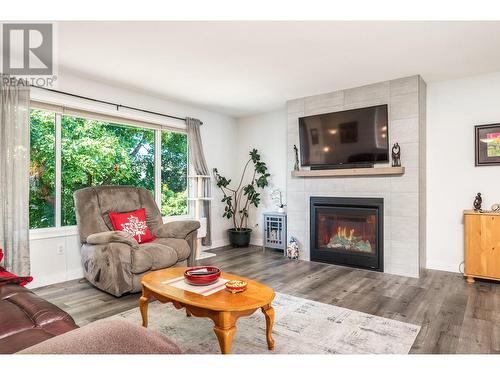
[487, 139, 500, 157]
[161, 185, 188, 216]
[60, 115, 156, 225]
[212, 169, 231, 188]
[29, 109, 188, 229]
[213, 148, 269, 230]
[160, 131, 188, 216]
[29, 109, 56, 228]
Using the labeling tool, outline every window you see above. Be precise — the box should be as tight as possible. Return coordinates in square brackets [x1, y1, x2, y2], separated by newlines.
[29, 109, 56, 229]
[161, 131, 188, 216]
[28, 107, 188, 230]
[61, 115, 155, 226]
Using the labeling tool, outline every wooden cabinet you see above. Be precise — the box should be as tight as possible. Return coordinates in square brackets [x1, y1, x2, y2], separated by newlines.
[464, 210, 500, 283]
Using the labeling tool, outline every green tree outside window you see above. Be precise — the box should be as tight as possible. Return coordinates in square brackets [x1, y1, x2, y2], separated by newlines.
[29, 109, 188, 229]
[29, 109, 56, 228]
[161, 131, 188, 216]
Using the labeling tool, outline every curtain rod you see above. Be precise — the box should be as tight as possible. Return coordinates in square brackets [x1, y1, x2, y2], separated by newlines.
[31, 86, 203, 125]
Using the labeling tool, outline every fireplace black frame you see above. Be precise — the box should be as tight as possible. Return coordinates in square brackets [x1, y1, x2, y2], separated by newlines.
[310, 196, 384, 272]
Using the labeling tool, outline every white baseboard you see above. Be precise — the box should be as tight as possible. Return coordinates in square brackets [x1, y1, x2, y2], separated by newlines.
[250, 238, 264, 247]
[27, 267, 84, 289]
[426, 260, 462, 274]
[66, 267, 84, 280]
[201, 238, 230, 251]
[196, 252, 217, 260]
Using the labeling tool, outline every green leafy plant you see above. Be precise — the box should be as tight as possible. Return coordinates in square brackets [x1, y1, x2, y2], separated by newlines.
[213, 149, 270, 230]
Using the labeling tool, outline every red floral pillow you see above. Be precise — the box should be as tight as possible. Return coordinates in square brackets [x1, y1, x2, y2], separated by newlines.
[108, 208, 155, 244]
[0, 248, 33, 286]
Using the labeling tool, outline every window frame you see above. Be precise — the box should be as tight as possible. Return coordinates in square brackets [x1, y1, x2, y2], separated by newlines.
[29, 103, 191, 238]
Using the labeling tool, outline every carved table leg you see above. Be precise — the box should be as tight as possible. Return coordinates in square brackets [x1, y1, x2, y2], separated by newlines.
[213, 312, 237, 354]
[213, 326, 236, 354]
[186, 309, 192, 317]
[261, 304, 275, 350]
[139, 294, 150, 328]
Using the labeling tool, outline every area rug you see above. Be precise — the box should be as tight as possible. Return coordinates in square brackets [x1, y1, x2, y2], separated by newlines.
[106, 292, 420, 354]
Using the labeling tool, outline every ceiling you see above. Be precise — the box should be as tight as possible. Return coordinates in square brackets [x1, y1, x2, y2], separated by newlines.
[56, 21, 500, 117]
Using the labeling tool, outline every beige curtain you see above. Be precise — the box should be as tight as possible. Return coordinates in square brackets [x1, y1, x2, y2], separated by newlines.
[186, 117, 211, 246]
[0, 76, 30, 274]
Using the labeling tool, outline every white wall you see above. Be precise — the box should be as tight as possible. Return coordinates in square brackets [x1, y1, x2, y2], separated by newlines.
[28, 70, 238, 288]
[426, 71, 500, 272]
[235, 110, 287, 246]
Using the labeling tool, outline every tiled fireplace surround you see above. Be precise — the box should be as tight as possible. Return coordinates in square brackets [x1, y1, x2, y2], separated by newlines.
[286, 75, 426, 278]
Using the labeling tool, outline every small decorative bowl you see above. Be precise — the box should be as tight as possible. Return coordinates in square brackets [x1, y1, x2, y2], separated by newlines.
[225, 280, 247, 293]
[184, 266, 221, 286]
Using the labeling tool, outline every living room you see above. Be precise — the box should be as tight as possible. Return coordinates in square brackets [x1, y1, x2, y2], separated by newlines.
[2, 1, 500, 372]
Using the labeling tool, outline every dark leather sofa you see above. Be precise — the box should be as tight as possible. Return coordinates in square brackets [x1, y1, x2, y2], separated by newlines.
[0, 284, 78, 354]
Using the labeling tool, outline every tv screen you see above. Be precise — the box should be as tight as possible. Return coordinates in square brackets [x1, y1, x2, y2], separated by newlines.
[298, 105, 389, 167]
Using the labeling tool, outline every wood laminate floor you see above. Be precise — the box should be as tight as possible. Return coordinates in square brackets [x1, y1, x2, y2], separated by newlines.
[33, 246, 500, 354]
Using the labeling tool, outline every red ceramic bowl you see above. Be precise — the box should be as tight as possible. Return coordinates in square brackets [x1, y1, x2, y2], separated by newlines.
[184, 266, 221, 286]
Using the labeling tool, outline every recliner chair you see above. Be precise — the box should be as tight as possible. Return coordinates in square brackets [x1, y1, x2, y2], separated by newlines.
[74, 186, 200, 297]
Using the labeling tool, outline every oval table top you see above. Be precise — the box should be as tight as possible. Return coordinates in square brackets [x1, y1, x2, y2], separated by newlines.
[141, 267, 275, 312]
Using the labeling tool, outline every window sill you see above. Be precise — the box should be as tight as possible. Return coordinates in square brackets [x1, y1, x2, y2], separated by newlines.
[162, 215, 195, 223]
[29, 216, 203, 241]
[29, 226, 79, 241]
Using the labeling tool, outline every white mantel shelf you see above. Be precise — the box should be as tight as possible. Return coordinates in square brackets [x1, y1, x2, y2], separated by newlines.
[291, 166, 405, 178]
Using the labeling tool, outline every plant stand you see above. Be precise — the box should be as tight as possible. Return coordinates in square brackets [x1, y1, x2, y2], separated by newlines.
[262, 212, 287, 255]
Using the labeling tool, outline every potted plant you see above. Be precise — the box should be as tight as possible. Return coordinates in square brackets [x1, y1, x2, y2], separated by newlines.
[213, 149, 270, 247]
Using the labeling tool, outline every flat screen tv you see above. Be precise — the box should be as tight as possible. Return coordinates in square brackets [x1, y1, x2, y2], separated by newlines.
[298, 104, 389, 168]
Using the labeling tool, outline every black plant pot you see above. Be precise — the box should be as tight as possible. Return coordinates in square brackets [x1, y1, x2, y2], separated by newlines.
[227, 228, 252, 247]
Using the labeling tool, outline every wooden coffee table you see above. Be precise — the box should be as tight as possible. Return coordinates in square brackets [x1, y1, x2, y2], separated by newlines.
[139, 267, 276, 354]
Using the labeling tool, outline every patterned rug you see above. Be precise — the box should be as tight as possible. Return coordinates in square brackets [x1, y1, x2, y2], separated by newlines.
[107, 292, 420, 354]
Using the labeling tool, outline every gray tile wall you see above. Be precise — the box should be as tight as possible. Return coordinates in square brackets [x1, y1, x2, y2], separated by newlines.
[286, 75, 426, 278]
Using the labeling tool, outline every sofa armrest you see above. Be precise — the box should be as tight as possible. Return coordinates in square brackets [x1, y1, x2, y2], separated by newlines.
[153, 220, 200, 240]
[86, 231, 139, 249]
[80, 242, 134, 297]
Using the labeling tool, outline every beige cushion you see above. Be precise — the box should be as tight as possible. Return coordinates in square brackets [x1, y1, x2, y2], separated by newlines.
[17, 320, 181, 354]
[131, 242, 178, 274]
[154, 237, 191, 262]
[97, 187, 143, 230]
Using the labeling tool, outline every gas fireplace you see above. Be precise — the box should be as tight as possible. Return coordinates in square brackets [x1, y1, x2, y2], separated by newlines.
[310, 196, 383, 271]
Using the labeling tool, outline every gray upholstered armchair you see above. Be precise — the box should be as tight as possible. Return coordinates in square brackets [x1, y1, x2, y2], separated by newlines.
[74, 186, 200, 297]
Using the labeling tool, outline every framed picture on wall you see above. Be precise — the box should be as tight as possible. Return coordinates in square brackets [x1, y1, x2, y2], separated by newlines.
[475, 123, 500, 166]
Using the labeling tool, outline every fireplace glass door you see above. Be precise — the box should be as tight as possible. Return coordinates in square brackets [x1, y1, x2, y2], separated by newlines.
[310, 197, 383, 271]
[316, 208, 377, 255]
